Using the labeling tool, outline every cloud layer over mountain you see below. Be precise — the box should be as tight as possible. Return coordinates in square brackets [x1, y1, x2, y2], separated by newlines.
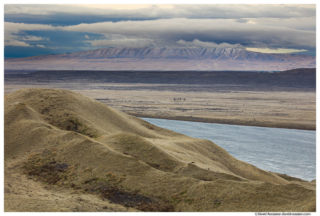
[4, 4, 316, 58]
[5, 47, 316, 71]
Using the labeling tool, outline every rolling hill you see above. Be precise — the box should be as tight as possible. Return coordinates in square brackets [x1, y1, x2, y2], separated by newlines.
[4, 88, 316, 212]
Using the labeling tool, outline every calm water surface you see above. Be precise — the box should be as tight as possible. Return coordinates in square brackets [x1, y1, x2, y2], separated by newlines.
[142, 118, 316, 181]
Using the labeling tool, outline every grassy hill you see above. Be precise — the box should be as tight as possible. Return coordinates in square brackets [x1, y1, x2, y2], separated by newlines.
[4, 88, 316, 212]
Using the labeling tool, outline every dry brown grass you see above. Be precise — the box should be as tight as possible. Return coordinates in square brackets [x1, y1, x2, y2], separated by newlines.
[4, 88, 316, 212]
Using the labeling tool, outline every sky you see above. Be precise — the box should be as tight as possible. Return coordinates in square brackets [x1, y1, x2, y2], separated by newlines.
[3, 3, 317, 58]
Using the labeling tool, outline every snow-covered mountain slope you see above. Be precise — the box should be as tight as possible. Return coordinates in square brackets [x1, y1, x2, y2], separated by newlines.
[5, 47, 316, 71]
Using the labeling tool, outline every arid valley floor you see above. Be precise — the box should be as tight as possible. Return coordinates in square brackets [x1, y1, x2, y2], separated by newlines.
[5, 83, 316, 130]
[5, 69, 316, 130]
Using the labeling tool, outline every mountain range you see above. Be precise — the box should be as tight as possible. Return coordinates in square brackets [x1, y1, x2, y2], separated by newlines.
[4, 47, 316, 71]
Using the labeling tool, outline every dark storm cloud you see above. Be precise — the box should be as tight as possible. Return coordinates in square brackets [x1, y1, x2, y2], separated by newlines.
[4, 4, 316, 57]
[4, 26, 104, 57]
[4, 13, 153, 26]
[5, 46, 60, 58]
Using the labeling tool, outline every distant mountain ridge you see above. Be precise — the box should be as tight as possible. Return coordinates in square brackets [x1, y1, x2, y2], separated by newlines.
[5, 47, 316, 71]
[6, 47, 301, 60]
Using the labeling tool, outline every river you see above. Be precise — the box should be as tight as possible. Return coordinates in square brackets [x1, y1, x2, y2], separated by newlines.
[141, 118, 316, 181]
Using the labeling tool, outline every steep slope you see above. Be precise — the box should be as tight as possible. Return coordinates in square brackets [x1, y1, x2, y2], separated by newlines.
[4, 47, 316, 71]
[4, 89, 316, 212]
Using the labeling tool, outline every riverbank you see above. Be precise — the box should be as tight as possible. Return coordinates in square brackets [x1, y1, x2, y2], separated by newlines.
[129, 113, 316, 131]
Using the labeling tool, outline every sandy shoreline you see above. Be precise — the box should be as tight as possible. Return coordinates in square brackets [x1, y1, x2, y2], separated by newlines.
[129, 113, 316, 131]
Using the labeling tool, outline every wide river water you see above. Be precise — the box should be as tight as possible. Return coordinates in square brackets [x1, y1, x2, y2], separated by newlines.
[141, 118, 316, 181]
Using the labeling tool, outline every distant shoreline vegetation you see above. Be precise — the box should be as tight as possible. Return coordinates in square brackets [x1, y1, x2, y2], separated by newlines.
[4, 69, 284, 74]
[5, 68, 316, 91]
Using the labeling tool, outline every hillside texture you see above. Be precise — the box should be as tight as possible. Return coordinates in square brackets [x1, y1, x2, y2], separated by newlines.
[4, 89, 316, 212]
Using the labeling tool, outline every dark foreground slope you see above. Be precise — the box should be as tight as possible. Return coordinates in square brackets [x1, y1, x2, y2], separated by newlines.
[4, 89, 316, 212]
[5, 68, 316, 91]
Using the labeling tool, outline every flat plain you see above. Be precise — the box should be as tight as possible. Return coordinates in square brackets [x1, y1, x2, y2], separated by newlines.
[4, 75, 316, 130]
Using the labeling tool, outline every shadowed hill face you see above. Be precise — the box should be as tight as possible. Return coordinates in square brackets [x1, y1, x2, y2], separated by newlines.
[4, 88, 316, 212]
